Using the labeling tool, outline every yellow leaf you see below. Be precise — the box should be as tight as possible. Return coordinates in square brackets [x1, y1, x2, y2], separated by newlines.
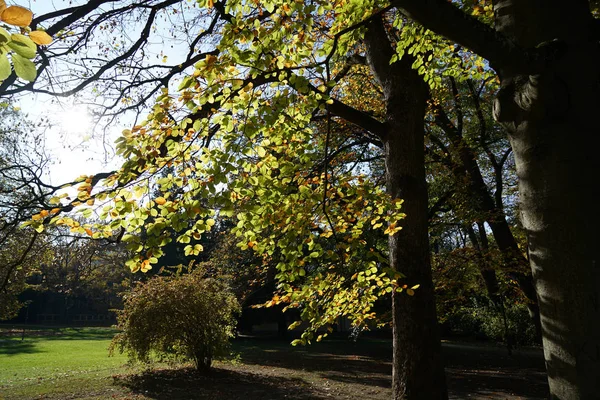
[407, 289, 415, 296]
[205, 54, 217, 65]
[29, 30, 52, 45]
[207, 0, 214, 8]
[0, 1, 6, 15]
[140, 259, 152, 273]
[31, 214, 41, 221]
[86, 198, 95, 206]
[39, 209, 49, 217]
[1, 6, 33, 27]
[85, 228, 93, 237]
[155, 197, 167, 205]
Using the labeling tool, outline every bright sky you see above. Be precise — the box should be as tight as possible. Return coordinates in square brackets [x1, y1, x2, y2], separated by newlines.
[12, 0, 197, 186]
[21, 96, 124, 186]
[14, 1, 122, 185]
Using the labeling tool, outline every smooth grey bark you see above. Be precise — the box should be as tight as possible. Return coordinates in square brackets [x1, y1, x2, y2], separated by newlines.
[492, 2, 600, 397]
[365, 18, 448, 400]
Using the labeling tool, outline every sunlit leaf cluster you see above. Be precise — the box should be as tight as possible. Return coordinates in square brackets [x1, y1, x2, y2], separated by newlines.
[0, 1, 52, 82]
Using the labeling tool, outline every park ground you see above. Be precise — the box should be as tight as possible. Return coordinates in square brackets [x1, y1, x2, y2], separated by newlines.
[0, 326, 549, 400]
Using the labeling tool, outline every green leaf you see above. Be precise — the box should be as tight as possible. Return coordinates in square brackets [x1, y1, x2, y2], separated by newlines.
[8, 34, 36, 59]
[0, 53, 10, 81]
[0, 27, 10, 44]
[11, 53, 36, 81]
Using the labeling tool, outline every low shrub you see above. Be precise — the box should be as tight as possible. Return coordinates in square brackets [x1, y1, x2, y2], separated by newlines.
[444, 299, 538, 346]
[110, 268, 240, 372]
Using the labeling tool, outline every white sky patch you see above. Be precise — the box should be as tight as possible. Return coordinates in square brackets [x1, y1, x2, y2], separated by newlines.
[52, 104, 92, 137]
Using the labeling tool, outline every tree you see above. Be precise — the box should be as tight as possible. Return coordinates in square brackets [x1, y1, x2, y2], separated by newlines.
[427, 78, 540, 339]
[28, 3, 453, 398]
[110, 267, 240, 372]
[388, 0, 600, 397]
[0, 104, 54, 319]
[23, 0, 600, 398]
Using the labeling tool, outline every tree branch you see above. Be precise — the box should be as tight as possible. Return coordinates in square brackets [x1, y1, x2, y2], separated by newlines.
[390, 0, 549, 75]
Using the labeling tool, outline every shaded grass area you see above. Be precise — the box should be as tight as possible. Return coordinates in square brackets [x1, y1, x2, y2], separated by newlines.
[0, 326, 548, 399]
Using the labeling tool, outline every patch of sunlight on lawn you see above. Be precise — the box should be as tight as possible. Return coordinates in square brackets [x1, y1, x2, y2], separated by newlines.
[0, 327, 130, 399]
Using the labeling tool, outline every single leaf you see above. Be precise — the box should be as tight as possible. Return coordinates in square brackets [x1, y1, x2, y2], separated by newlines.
[1, 5, 33, 27]
[0, 27, 9, 43]
[155, 196, 167, 205]
[0, 1, 6, 15]
[11, 53, 36, 81]
[0, 53, 10, 81]
[29, 30, 52, 46]
[8, 34, 36, 59]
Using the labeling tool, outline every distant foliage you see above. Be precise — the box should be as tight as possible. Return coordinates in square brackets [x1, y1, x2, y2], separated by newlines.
[110, 268, 240, 371]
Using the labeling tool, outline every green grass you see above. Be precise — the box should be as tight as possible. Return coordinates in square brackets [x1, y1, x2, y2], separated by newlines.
[0, 326, 130, 399]
[0, 326, 548, 400]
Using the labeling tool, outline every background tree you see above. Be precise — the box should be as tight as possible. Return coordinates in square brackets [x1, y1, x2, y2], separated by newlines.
[0, 104, 54, 319]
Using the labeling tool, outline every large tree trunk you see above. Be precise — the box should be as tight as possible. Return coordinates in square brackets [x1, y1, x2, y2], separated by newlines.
[492, 1, 600, 397]
[365, 18, 448, 400]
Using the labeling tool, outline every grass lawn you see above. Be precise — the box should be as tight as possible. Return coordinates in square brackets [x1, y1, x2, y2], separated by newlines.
[0, 325, 548, 400]
[0, 326, 132, 399]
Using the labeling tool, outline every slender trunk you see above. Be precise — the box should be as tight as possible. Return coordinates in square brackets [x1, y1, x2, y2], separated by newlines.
[466, 224, 500, 300]
[493, 1, 600, 397]
[434, 104, 540, 332]
[365, 18, 447, 400]
[468, 223, 513, 353]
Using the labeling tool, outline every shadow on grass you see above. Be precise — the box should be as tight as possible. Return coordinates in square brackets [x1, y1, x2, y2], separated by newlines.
[45, 327, 117, 341]
[232, 337, 392, 389]
[0, 326, 117, 341]
[232, 336, 549, 398]
[443, 342, 549, 399]
[0, 339, 43, 356]
[114, 366, 327, 400]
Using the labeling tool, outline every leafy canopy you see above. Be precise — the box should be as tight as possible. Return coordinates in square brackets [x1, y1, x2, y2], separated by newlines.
[28, 0, 487, 342]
